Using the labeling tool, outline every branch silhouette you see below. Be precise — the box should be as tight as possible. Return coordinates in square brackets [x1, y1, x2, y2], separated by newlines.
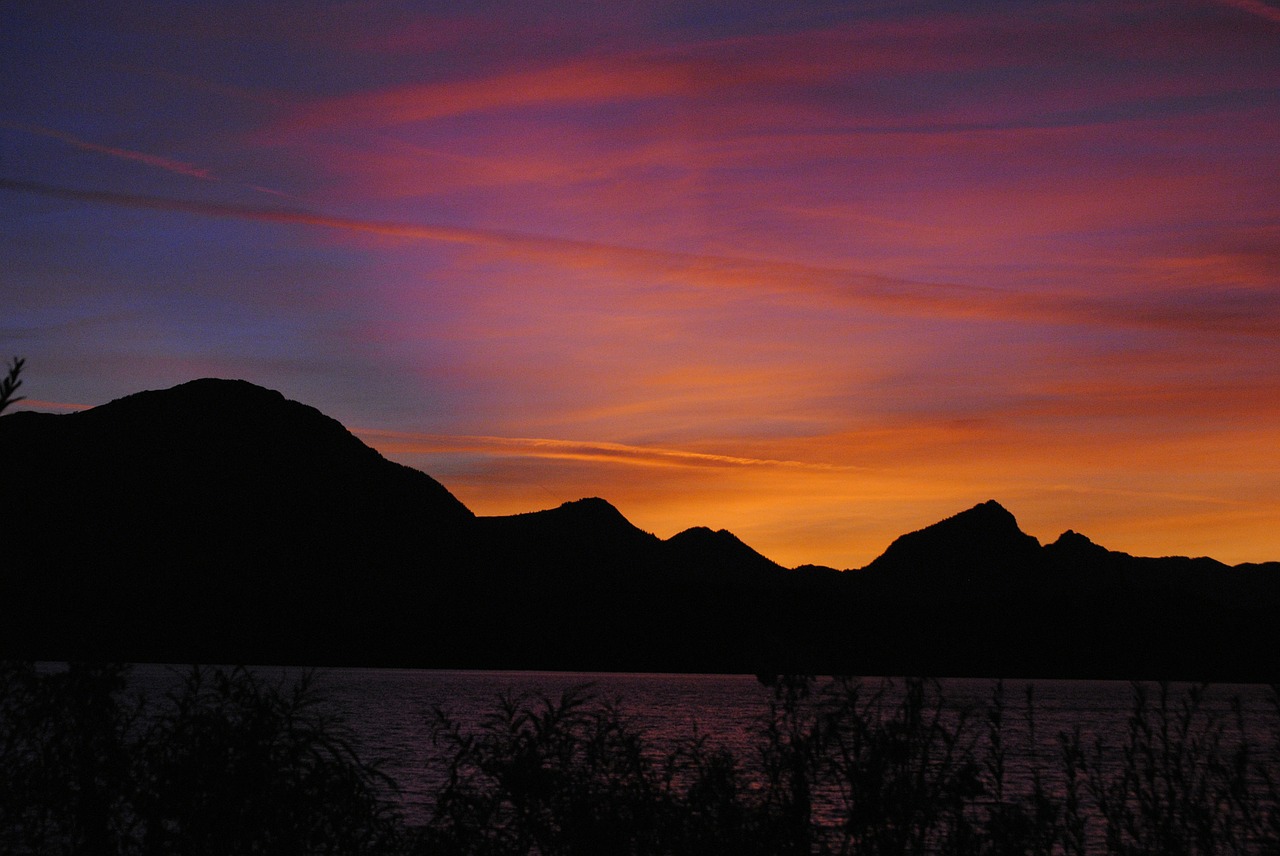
[0, 356, 24, 414]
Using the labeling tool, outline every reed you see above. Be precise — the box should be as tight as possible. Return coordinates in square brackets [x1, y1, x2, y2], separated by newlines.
[421, 676, 1280, 855]
[3, 665, 1278, 854]
[0, 662, 402, 855]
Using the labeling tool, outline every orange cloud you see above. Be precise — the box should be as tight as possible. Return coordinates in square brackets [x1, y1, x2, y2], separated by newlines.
[355, 428, 862, 473]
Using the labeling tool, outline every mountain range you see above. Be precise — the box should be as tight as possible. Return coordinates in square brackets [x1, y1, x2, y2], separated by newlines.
[3, 378, 1278, 679]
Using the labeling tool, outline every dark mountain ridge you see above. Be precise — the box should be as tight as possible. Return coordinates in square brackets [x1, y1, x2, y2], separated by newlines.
[864, 500, 1042, 574]
[3, 379, 1277, 679]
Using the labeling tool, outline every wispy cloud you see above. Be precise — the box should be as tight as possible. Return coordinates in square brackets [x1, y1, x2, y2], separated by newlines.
[2, 123, 292, 199]
[4, 122, 215, 181]
[4, 0, 1278, 570]
[4, 178, 1276, 339]
[272, 6, 1278, 142]
[13, 399, 92, 413]
[355, 428, 862, 472]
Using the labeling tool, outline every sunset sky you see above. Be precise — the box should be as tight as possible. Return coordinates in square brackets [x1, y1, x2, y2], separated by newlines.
[3, 0, 1279, 568]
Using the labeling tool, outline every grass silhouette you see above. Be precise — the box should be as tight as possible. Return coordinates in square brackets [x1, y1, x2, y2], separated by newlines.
[2, 666, 1278, 854]
[0, 663, 402, 855]
[0, 356, 24, 415]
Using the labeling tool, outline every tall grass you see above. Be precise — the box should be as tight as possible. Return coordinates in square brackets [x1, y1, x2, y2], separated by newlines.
[1075, 682, 1276, 855]
[2, 664, 1278, 854]
[0, 662, 403, 855]
[419, 676, 1280, 855]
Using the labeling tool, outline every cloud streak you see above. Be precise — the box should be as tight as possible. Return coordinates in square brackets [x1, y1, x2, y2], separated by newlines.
[12, 399, 92, 413]
[356, 428, 863, 472]
[4, 122, 215, 181]
[3, 178, 1275, 339]
[2, 123, 292, 198]
[5, 0, 1279, 568]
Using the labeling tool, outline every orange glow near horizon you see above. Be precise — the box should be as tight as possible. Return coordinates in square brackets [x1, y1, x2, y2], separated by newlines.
[355, 410, 1280, 569]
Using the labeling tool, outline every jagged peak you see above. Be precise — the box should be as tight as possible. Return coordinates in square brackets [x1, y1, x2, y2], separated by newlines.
[955, 499, 1017, 524]
[901, 500, 1030, 541]
[668, 525, 734, 542]
[665, 524, 747, 545]
[864, 499, 1040, 572]
[663, 524, 783, 573]
[1051, 529, 1095, 548]
[1047, 529, 1135, 562]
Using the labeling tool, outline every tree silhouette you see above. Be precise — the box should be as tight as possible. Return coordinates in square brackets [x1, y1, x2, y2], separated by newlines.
[0, 356, 24, 414]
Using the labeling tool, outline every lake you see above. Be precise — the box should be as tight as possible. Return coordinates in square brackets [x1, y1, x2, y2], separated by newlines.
[123, 664, 1280, 839]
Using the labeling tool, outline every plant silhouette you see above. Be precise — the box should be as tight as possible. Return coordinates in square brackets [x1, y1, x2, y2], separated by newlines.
[0, 663, 404, 856]
[0, 356, 24, 414]
[4, 666, 1280, 854]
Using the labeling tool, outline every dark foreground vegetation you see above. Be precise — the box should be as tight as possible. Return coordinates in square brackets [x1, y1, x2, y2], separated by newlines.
[3, 664, 1279, 855]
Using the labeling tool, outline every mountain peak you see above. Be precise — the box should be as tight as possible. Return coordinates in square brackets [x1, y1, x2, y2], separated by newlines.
[92, 377, 287, 416]
[663, 526, 784, 580]
[864, 500, 1040, 574]
[902, 500, 1029, 543]
[1051, 529, 1095, 549]
[4, 376, 473, 527]
[485, 497, 653, 540]
[963, 499, 1016, 523]
[667, 526, 742, 549]
[1046, 529, 1119, 562]
[79, 378, 348, 451]
[549, 497, 638, 528]
[559, 496, 619, 513]
[476, 496, 660, 569]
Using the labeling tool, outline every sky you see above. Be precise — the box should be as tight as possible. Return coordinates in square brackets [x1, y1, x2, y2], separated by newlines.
[3, 0, 1279, 569]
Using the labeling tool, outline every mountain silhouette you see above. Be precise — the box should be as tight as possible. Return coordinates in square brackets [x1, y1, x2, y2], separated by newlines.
[663, 526, 784, 584]
[479, 497, 662, 567]
[865, 500, 1041, 576]
[3, 379, 1278, 679]
[2, 379, 473, 664]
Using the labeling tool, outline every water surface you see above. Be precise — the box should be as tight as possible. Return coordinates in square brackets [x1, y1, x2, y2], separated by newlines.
[125, 665, 1280, 830]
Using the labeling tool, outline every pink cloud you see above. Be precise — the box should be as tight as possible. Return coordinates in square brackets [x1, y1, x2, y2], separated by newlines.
[269, 1, 1278, 142]
[8, 178, 1277, 341]
[11, 399, 92, 413]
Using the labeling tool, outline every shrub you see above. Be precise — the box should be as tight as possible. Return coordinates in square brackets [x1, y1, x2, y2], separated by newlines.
[0, 663, 403, 855]
[0, 662, 137, 855]
[420, 685, 669, 855]
[4, 665, 1279, 855]
[132, 665, 402, 855]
